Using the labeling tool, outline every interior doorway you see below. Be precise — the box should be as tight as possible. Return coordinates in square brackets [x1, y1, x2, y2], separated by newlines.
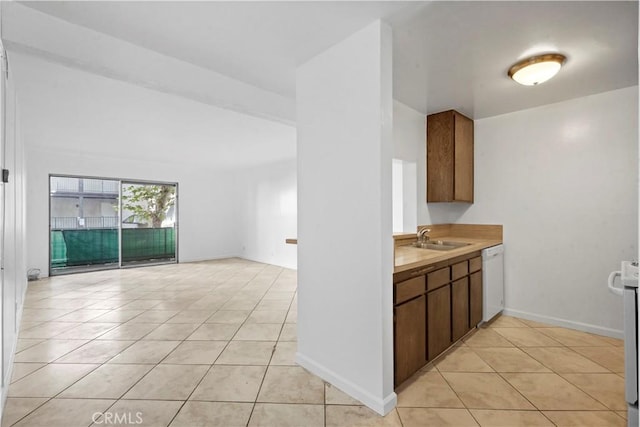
[49, 175, 178, 275]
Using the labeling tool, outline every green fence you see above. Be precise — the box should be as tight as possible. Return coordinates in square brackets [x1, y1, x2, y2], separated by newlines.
[51, 228, 175, 269]
[50, 230, 68, 268]
[60, 229, 119, 266]
[122, 228, 176, 263]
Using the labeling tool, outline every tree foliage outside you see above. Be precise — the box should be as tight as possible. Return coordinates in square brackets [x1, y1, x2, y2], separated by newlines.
[122, 184, 176, 228]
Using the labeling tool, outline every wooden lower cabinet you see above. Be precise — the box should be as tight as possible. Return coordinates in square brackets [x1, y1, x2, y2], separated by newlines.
[427, 285, 451, 360]
[394, 295, 426, 385]
[451, 277, 470, 341]
[470, 271, 483, 327]
[394, 250, 485, 388]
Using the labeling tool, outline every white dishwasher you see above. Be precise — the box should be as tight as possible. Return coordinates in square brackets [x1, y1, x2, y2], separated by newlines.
[482, 244, 504, 322]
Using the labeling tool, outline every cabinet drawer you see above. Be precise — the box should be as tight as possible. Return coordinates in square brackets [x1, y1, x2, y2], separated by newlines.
[469, 256, 482, 273]
[452, 261, 469, 280]
[395, 276, 425, 305]
[427, 267, 450, 291]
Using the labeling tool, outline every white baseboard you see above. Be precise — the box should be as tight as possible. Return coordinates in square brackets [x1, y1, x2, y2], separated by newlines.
[240, 254, 297, 271]
[179, 253, 243, 263]
[295, 352, 397, 416]
[502, 308, 624, 339]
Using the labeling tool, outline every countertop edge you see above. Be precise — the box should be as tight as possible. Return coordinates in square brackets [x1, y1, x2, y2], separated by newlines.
[394, 238, 502, 274]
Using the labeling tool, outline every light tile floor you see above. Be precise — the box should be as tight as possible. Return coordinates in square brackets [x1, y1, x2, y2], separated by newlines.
[1, 259, 627, 426]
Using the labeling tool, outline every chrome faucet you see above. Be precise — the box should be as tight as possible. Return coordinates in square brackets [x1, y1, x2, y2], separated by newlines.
[417, 228, 431, 245]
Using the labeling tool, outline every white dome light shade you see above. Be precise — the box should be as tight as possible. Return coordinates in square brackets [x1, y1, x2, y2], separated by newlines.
[508, 53, 566, 86]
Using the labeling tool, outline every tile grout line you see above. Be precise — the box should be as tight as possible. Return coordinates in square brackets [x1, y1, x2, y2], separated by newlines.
[9, 262, 270, 426]
[12, 265, 624, 426]
[467, 325, 559, 425]
[437, 320, 621, 424]
[555, 370, 626, 412]
[433, 343, 491, 426]
[494, 321, 620, 420]
[244, 266, 292, 427]
[7, 277, 159, 426]
[440, 323, 524, 425]
[114, 261, 272, 425]
[490, 322, 576, 421]
[163, 262, 283, 427]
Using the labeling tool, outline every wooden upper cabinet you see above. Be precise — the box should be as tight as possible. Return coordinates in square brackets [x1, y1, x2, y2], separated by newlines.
[426, 110, 474, 203]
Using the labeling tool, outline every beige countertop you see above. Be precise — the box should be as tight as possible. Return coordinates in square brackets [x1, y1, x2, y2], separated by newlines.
[394, 224, 503, 274]
[290, 225, 502, 274]
[394, 237, 502, 273]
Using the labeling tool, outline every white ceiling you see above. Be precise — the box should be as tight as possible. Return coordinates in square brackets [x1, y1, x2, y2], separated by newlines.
[392, 1, 639, 118]
[16, 1, 640, 120]
[20, 1, 413, 97]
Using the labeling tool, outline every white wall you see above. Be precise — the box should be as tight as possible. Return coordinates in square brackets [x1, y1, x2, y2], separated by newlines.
[26, 149, 241, 273]
[236, 158, 297, 269]
[392, 101, 452, 230]
[1, 2, 295, 125]
[391, 103, 420, 232]
[396, 87, 638, 336]
[452, 86, 638, 336]
[392, 159, 404, 232]
[394, 87, 638, 336]
[296, 21, 395, 415]
[1, 47, 28, 418]
[10, 51, 296, 276]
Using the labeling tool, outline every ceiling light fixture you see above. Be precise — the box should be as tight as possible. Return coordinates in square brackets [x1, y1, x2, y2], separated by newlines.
[508, 53, 566, 86]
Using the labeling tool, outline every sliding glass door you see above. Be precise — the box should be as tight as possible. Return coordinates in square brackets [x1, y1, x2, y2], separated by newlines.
[121, 182, 177, 266]
[49, 175, 178, 275]
[50, 176, 120, 273]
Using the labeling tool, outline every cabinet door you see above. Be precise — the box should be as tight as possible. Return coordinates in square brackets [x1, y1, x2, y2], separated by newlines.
[453, 111, 474, 202]
[395, 295, 426, 385]
[427, 110, 474, 203]
[470, 271, 483, 327]
[427, 111, 454, 202]
[452, 277, 470, 341]
[427, 285, 451, 360]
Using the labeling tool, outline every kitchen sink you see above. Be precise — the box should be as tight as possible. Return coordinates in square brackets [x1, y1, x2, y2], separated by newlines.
[411, 240, 471, 251]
